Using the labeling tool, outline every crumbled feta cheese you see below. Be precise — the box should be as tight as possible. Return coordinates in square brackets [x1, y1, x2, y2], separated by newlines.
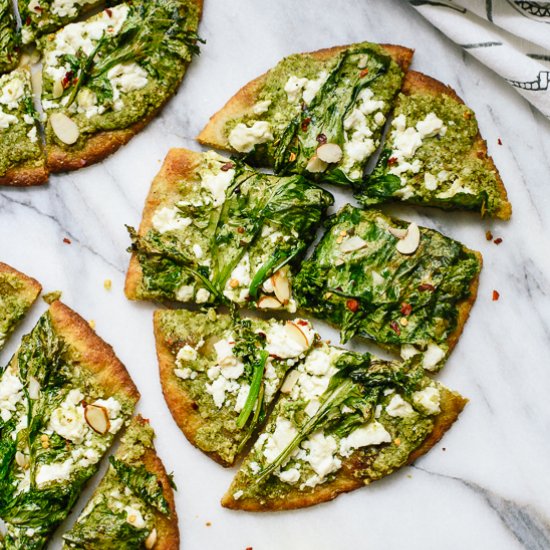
[278, 467, 301, 484]
[400, 344, 420, 360]
[51, 0, 97, 18]
[0, 76, 25, 109]
[192, 244, 203, 258]
[412, 386, 441, 415]
[437, 179, 473, 199]
[424, 172, 438, 191]
[174, 367, 196, 380]
[300, 431, 341, 486]
[0, 368, 24, 422]
[49, 389, 88, 443]
[233, 489, 244, 500]
[0, 110, 18, 129]
[374, 112, 386, 126]
[200, 166, 235, 206]
[151, 207, 192, 233]
[36, 459, 74, 486]
[265, 320, 315, 359]
[228, 121, 273, 153]
[422, 343, 446, 371]
[205, 375, 240, 408]
[125, 505, 147, 529]
[416, 112, 446, 137]
[252, 99, 271, 114]
[175, 284, 194, 302]
[339, 421, 392, 457]
[385, 394, 414, 418]
[27, 126, 38, 143]
[234, 384, 250, 413]
[261, 417, 298, 463]
[284, 72, 327, 104]
[176, 344, 199, 363]
[195, 288, 210, 303]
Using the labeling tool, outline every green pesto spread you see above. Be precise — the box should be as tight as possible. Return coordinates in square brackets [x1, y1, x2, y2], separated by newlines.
[0, 310, 136, 550]
[227, 345, 452, 504]
[293, 205, 481, 369]
[223, 42, 405, 185]
[356, 91, 510, 218]
[0, 68, 44, 177]
[40, 0, 201, 151]
[130, 151, 333, 310]
[62, 417, 168, 550]
[0, 269, 39, 350]
[157, 309, 317, 465]
[0, 0, 19, 73]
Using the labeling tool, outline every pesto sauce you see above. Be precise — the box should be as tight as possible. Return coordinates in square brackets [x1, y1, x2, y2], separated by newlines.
[0, 0, 19, 73]
[294, 205, 481, 354]
[358, 91, 508, 216]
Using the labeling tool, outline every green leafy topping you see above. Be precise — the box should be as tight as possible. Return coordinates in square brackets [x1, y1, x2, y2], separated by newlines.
[0, 0, 19, 72]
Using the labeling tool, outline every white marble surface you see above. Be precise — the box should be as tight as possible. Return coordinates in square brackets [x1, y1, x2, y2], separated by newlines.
[1, 0, 550, 548]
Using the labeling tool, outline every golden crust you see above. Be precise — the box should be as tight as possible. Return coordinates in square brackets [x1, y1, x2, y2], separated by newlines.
[154, 310, 233, 467]
[197, 43, 414, 150]
[48, 300, 140, 403]
[132, 416, 180, 550]
[0, 161, 49, 187]
[0, 261, 42, 303]
[222, 387, 467, 511]
[402, 71, 511, 220]
[124, 148, 203, 300]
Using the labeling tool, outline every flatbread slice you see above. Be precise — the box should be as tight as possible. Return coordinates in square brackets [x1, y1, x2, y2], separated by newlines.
[40, 0, 202, 173]
[356, 71, 511, 219]
[294, 205, 482, 371]
[0, 300, 139, 549]
[198, 42, 413, 185]
[18, 0, 123, 45]
[223, 342, 467, 511]
[125, 148, 333, 311]
[0, 0, 20, 74]
[62, 415, 179, 550]
[155, 308, 318, 466]
[0, 262, 41, 350]
[0, 67, 48, 186]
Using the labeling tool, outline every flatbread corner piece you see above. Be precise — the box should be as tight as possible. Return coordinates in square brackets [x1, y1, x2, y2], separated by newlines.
[294, 205, 482, 372]
[125, 147, 333, 312]
[0, 300, 139, 549]
[356, 70, 511, 220]
[0, 261, 41, 350]
[0, 0, 20, 74]
[197, 41, 413, 186]
[0, 67, 49, 186]
[62, 415, 179, 550]
[40, 0, 203, 173]
[222, 343, 467, 512]
[154, 308, 319, 467]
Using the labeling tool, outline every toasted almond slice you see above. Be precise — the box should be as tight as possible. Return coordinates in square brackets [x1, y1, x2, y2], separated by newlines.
[84, 404, 110, 435]
[396, 223, 420, 255]
[272, 270, 291, 305]
[30, 69, 42, 97]
[145, 528, 158, 549]
[15, 451, 29, 469]
[52, 79, 64, 99]
[306, 155, 328, 173]
[50, 112, 80, 145]
[388, 226, 408, 239]
[257, 295, 282, 309]
[280, 369, 300, 394]
[28, 376, 40, 400]
[316, 143, 342, 163]
[284, 321, 309, 350]
[339, 235, 368, 253]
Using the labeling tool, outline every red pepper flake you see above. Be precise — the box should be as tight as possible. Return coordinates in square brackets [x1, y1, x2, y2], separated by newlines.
[400, 302, 412, 316]
[390, 320, 401, 335]
[34, 5, 43, 11]
[301, 117, 311, 132]
[494, 237, 503, 245]
[485, 230, 493, 241]
[346, 299, 359, 313]
[220, 162, 234, 172]
[237, 226, 245, 234]
[297, 320, 309, 326]
[387, 156, 398, 166]
[63, 237, 71, 244]
[492, 290, 500, 301]
[25, 16, 31, 25]
[360, 68, 369, 77]
[106, 7, 113, 16]
[497, 138, 502, 145]
[245, 547, 253, 550]
[316, 133, 327, 144]
[62, 71, 74, 89]
[418, 283, 435, 292]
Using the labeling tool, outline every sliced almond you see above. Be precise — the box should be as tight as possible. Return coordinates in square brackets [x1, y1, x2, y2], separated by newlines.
[15, 451, 29, 469]
[257, 295, 282, 309]
[396, 223, 420, 255]
[145, 528, 158, 549]
[305, 155, 328, 173]
[280, 369, 300, 394]
[388, 226, 408, 239]
[30, 69, 42, 97]
[284, 321, 309, 351]
[272, 270, 291, 305]
[339, 235, 368, 253]
[84, 404, 110, 435]
[28, 376, 40, 400]
[50, 112, 80, 145]
[52, 79, 64, 99]
[316, 142, 342, 164]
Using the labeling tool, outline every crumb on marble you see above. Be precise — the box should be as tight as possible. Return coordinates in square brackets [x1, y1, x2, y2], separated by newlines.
[494, 237, 503, 245]
[485, 230, 493, 241]
[492, 290, 500, 301]
[89, 319, 96, 329]
[206, 522, 212, 527]
[104, 279, 112, 290]
[63, 237, 71, 244]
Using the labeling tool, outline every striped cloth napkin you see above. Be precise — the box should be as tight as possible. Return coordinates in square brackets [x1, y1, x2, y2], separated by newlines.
[408, 0, 550, 118]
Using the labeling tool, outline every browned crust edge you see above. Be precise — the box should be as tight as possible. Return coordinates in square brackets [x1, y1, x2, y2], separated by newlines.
[153, 310, 233, 467]
[48, 300, 140, 403]
[402, 71, 512, 221]
[197, 43, 414, 151]
[0, 162, 49, 187]
[133, 415, 180, 550]
[0, 261, 42, 301]
[124, 148, 204, 300]
[222, 387, 467, 511]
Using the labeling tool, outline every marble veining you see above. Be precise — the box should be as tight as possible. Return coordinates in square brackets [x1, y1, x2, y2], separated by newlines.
[1, 0, 550, 548]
